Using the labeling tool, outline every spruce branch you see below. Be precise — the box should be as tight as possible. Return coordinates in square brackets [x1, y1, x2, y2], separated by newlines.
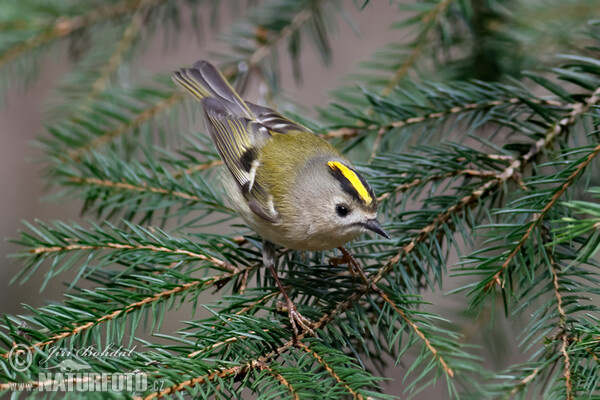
[375, 287, 454, 377]
[0, 0, 170, 70]
[29, 241, 236, 273]
[551, 259, 573, 400]
[66, 176, 203, 202]
[72, 0, 152, 116]
[485, 133, 600, 291]
[381, 0, 455, 96]
[297, 342, 365, 400]
[509, 366, 543, 397]
[64, 91, 185, 162]
[0, 262, 261, 363]
[256, 362, 300, 400]
[325, 95, 567, 140]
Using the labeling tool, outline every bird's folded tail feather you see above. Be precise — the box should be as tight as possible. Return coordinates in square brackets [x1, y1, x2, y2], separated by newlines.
[172, 60, 253, 119]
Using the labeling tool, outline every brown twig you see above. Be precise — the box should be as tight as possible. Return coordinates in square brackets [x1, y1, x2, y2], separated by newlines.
[0, 0, 170, 69]
[324, 97, 566, 141]
[377, 168, 502, 202]
[67, 176, 201, 201]
[509, 366, 542, 396]
[0, 268, 247, 360]
[172, 159, 223, 178]
[65, 92, 186, 161]
[380, 0, 455, 97]
[74, 0, 152, 116]
[551, 260, 573, 400]
[485, 141, 600, 291]
[29, 241, 237, 273]
[298, 342, 365, 399]
[258, 362, 300, 400]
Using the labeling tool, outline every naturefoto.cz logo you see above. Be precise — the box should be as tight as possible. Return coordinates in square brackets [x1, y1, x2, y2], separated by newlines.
[6, 343, 158, 393]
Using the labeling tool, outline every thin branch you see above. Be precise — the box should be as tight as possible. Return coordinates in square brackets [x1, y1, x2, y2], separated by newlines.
[551, 260, 573, 400]
[0, 0, 170, 69]
[324, 97, 566, 140]
[65, 92, 186, 162]
[67, 176, 201, 201]
[173, 159, 223, 178]
[377, 168, 502, 202]
[298, 342, 365, 399]
[486, 141, 600, 290]
[1, 270, 244, 360]
[29, 242, 238, 273]
[137, 361, 257, 400]
[509, 367, 542, 396]
[376, 288, 455, 377]
[380, 0, 456, 96]
[258, 362, 300, 400]
[74, 0, 152, 115]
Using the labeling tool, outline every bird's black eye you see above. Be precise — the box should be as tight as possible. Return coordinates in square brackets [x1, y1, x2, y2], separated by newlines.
[336, 204, 350, 217]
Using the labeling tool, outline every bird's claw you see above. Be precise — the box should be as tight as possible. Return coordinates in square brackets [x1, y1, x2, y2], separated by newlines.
[277, 300, 316, 338]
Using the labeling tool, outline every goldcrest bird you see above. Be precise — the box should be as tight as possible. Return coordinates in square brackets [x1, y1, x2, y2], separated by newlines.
[173, 60, 389, 335]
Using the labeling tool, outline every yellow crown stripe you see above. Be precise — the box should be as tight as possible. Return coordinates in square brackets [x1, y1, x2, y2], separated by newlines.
[327, 161, 372, 205]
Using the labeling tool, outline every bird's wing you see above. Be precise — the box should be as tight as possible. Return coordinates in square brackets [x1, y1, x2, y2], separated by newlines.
[246, 102, 313, 134]
[174, 61, 319, 223]
[202, 99, 279, 223]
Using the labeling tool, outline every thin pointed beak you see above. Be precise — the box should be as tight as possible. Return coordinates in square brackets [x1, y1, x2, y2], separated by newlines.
[363, 219, 390, 239]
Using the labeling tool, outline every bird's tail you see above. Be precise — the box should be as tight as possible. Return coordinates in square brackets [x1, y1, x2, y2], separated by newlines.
[172, 60, 253, 119]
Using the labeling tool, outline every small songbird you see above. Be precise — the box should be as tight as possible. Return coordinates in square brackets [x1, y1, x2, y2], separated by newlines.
[173, 61, 389, 335]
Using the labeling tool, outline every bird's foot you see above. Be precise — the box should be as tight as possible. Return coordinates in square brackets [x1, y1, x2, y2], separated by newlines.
[277, 300, 316, 339]
[333, 247, 369, 284]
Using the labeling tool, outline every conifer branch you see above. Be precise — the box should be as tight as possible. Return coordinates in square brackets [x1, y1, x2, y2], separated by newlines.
[324, 97, 566, 140]
[377, 168, 502, 202]
[66, 176, 202, 202]
[1, 268, 252, 360]
[64, 92, 186, 162]
[297, 342, 364, 400]
[509, 366, 542, 396]
[551, 260, 573, 400]
[485, 140, 600, 290]
[138, 363, 247, 399]
[381, 0, 455, 96]
[375, 288, 455, 377]
[258, 362, 300, 400]
[173, 160, 223, 178]
[140, 352, 289, 399]
[29, 241, 237, 272]
[0, 0, 170, 69]
[75, 0, 151, 115]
